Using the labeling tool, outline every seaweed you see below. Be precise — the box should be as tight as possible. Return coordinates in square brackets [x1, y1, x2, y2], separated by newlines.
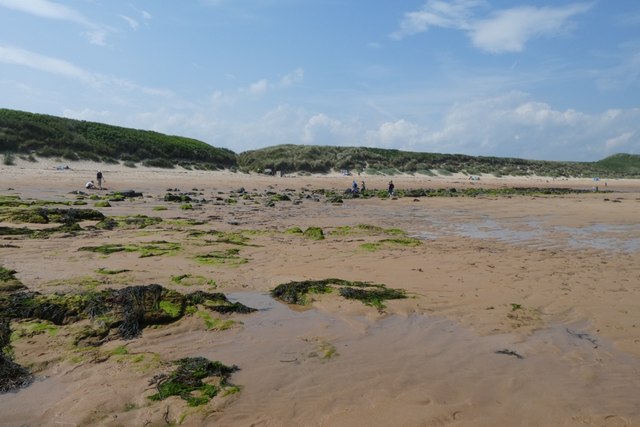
[0, 285, 257, 341]
[271, 278, 406, 311]
[148, 356, 238, 406]
[78, 241, 181, 257]
[303, 227, 324, 240]
[0, 266, 26, 293]
[95, 215, 162, 230]
[0, 318, 33, 393]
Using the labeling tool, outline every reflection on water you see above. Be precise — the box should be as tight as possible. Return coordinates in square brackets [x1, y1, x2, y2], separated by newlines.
[213, 293, 640, 425]
[411, 217, 640, 252]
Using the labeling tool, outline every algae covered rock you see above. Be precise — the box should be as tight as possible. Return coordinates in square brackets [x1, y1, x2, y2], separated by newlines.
[0, 318, 33, 393]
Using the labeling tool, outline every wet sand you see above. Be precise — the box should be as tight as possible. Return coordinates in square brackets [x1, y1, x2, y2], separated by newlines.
[1, 159, 639, 426]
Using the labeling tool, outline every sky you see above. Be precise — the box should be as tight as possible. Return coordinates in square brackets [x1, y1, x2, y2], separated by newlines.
[1, 0, 639, 161]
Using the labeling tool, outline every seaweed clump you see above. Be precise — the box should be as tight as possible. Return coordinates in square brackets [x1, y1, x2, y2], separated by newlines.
[0, 318, 33, 393]
[149, 356, 239, 406]
[0, 285, 257, 342]
[271, 278, 406, 312]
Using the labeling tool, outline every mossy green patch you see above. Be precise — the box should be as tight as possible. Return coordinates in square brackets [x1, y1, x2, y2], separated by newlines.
[96, 267, 130, 275]
[360, 237, 422, 251]
[95, 215, 162, 230]
[196, 311, 236, 331]
[0, 266, 26, 293]
[170, 274, 216, 288]
[78, 241, 181, 258]
[148, 357, 239, 406]
[285, 226, 303, 235]
[94, 201, 111, 208]
[11, 320, 59, 338]
[303, 226, 324, 240]
[195, 248, 247, 266]
[159, 300, 182, 317]
[271, 278, 406, 312]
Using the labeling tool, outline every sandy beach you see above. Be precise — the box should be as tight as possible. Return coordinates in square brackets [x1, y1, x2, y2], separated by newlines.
[1, 159, 639, 427]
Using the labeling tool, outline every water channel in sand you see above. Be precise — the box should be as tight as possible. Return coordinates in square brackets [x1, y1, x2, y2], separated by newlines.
[183, 292, 640, 426]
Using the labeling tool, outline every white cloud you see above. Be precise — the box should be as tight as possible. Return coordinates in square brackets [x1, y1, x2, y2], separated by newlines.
[249, 79, 268, 95]
[0, 44, 97, 83]
[366, 120, 426, 149]
[0, 0, 113, 45]
[605, 132, 635, 150]
[302, 114, 351, 144]
[392, 1, 593, 54]
[471, 3, 593, 53]
[120, 15, 140, 31]
[422, 92, 640, 160]
[279, 68, 304, 87]
[391, 0, 481, 40]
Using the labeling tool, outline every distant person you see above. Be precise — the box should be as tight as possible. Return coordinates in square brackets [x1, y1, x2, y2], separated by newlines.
[96, 170, 105, 189]
[352, 180, 359, 194]
[361, 181, 366, 192]
[388, 180, 395, 197]
[85, 180, 95, 189]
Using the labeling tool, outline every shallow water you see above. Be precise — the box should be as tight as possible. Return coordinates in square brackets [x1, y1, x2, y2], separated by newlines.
[202, 292, 640, 426]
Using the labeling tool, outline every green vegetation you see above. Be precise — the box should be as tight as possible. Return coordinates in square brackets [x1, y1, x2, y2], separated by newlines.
[360, 237, 423, 252]
[95, 215, 162, 230]
[0, 266, 26, 293]
[331, 224, 407, 237]
[148, 357, 239, 406]
[238, 144, 640, 178]
[195, 248, 248, 266]
[1, 284, 256, 340]
[170, 274, 216, 288]
[303, 226, 325, 240]
[0, 108, 235, 169]
[271, 278, 406, 312]
[78, 241, 181, 257]
[2, 109, 639, 177]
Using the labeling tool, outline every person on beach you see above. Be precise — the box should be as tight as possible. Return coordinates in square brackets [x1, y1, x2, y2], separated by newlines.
[388, 180, 395, 197]
[352, 180, 359, 194]
[85, 180, 95, 189]
[96, 170, 105, 189]
[361, 181, 366, 192]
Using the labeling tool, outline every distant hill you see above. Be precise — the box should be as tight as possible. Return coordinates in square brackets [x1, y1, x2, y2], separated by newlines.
[1, 108, 639, 178]
[0, 108, 236, 170]
[238, 144, 640, 178]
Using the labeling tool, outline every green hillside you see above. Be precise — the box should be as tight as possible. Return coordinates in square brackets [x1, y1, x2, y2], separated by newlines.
[0, 108, 236, 170]
[237, 144, 640, 178]
[1, 108, 639, 178]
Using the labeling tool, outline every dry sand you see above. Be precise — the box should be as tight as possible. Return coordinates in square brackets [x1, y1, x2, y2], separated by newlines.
[1, 159, 639, 426]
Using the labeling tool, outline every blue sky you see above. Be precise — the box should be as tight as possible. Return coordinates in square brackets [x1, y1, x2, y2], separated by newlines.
[1, 0, 639, 161]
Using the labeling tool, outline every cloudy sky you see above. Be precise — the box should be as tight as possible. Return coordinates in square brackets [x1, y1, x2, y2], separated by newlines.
[1, 0, 639, 161]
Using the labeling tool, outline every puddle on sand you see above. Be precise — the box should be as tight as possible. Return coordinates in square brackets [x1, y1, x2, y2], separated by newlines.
[202, 293, 640, 426]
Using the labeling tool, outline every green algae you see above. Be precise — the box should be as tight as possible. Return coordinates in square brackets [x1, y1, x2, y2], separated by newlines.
[96, 268, 130, 275]
[271, 278, 406, 312]
[303, 226, 324, 240]
[0, 266, 26, 293]
[0, 318, 33, 392]
[360, 237, 422, 252]
[78, 241, 181, 258]
[95, 215, 162, 230]
[0, 206, 104, 224]
[170, 274, 216, 288]
[196, 310, 236, 331]
[285, 226, 304, 235]
[331, 224, 408, 237]
[148, 357, 239, 406]
[195, 248, 247, 266]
